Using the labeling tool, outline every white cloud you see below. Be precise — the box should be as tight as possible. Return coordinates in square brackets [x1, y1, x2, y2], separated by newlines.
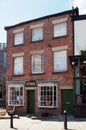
[72, 0, 86, 14]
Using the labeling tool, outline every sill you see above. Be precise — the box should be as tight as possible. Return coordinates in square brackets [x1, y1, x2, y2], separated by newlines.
[8, 105, 24, 107]
[38, 106, 57, 108]
[52, 35, 67, 39]
[30, 40, 43, 43]
[13, 74, 24, 77]
[52, 70, 67, 74]
[30, 72, 44, 75]
[13, 43, 24, 47]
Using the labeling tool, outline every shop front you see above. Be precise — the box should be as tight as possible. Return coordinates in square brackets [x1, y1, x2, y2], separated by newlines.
[25, 79, 60, 116]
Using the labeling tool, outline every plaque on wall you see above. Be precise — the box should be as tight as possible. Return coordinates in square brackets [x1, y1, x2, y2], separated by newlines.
[25, 80, 36, 87]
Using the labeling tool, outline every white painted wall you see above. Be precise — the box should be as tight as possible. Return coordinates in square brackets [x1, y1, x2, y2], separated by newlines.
[74, 20, 86, 55]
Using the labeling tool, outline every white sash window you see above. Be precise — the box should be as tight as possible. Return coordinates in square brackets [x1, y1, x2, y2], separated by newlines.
[54, 22, 67, 37]
[14, 57, 23, 75]
[14, 32, 23, 45]
[31, 54, 44, 73]
[32, 28, 43, 42]
[54, 50, 67, 72]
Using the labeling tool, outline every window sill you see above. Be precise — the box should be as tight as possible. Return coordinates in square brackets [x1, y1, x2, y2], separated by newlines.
[38, 106, 57, 108]
[30, 40, 43, 43]
[52, 35, 67, 40]
[30, 72, 44, 75]
[13, 74, 24, 77]
[8, 105, 24, 107]
[13, 43, 24, 47]
[52, 70, 67, 74]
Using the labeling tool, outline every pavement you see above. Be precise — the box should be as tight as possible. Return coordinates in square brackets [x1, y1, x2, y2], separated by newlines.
[0, 113, 86, 130]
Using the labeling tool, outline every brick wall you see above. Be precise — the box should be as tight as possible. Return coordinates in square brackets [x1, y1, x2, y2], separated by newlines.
[6, 11, 74, 115]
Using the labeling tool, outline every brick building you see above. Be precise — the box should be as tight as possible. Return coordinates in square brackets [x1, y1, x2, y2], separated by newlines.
[5, 9, 78, 116]
[0, 43, 6, 100]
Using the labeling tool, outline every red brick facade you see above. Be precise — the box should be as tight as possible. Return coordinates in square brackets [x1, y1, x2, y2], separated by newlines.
[5, 9, 78, 116]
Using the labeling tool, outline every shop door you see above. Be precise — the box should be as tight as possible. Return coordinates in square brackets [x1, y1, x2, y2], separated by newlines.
[61, 89, 73, 114]
[27, 90, 35, 113]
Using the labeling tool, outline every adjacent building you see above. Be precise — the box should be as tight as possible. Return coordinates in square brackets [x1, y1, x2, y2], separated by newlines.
[70, 14, 86, 117]
[5, 8, 78, 116]
[0, 43, 6, 99]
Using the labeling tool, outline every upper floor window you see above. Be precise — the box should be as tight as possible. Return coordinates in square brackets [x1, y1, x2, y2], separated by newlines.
[31, 54, 44, 74]
[54, 50, 67, 72]
[32, 28, 43, 42]
[14, 57, 23, 75]
[54, 22, 67, 37]
[14, 32, 24, 45]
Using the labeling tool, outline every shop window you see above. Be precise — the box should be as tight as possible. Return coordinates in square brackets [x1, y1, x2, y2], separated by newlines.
[14, 32, 24, 45]
[54, 22, 67, 37]
[38, 85, 57, 108]
[14, 57, 23, 75]
[8, 86, 24, 106]
[31, 54, 44, 74]
[54, 50, 67, 72]
[32, 28, 43, 42]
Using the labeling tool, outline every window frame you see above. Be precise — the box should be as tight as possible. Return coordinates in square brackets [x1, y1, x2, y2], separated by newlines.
[53, 22, 67, 38]
[14, 32, 24, 46]
[13, 56, 23, 75]
[31, 54, 44, 74]
[8, 85, 24, 106]
[38, 83, 58, 108]
[54, 50, 67, 72]
[32, 27, 43, 42]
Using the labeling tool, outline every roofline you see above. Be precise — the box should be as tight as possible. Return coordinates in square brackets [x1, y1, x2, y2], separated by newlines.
[72, 15, 86, 21]
[5, 9, 77, 30]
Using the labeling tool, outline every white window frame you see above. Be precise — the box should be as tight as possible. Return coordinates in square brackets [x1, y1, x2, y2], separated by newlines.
[32, 27, 43, 42]
[8, 85, 24, 106]
[38, 83, 58, 108]
[14, 57, 23, 75]
[31, 54, 44, 74]
[54, 22, 67, 37]
[54, 50, 67, 72]
[14, 32, 24, 45]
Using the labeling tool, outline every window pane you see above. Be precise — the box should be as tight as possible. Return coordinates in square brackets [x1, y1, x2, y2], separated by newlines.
[32, 54, 44, 73]
[54, 50, 67, 72]
[8, 86, 24, 106]
[38, 85, 57, 108]
[32, 28, 43, 42]
[14, 57, 23, 75]
[54, 22, 67, 37]
[14, 32, 23, 45]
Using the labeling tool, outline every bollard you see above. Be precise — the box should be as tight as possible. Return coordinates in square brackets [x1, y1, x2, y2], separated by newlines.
[8, 111, 15, 128]
[10, 114, 13, 128]
[64, 110, 68, 130]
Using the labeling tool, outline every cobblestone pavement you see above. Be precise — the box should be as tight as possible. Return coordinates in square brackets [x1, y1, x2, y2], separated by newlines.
[0, 115, 86, 130]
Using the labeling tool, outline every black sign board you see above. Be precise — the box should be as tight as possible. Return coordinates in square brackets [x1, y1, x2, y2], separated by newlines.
[25, 81, 36, 87]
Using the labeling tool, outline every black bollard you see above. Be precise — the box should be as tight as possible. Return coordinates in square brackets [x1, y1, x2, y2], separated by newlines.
[8, 111, 14, 128]
[10, 114, 13, 128]
[64, 110, 67, 130]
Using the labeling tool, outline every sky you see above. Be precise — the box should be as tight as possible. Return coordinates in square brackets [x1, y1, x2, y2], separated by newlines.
[0, 0, 86, 43]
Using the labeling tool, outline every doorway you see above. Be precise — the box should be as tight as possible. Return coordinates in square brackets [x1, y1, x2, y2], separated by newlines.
[27, 90, 35, 113]
[61, 89, 73, 114]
